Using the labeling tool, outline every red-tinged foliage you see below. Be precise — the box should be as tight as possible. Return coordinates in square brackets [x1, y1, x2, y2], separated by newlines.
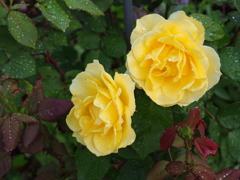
[165, 161, 188, 176]
[11, 88, 25, 95]
[65, 157, 76, 173]
[172, 135, 185, 148]
[114, 160, 126, 170]
[0, 75, 12, 82]
[21, 122, 40, 148]
[160, 126, 178, 150]
[1, 79, 18, 98]
[191, 164, 216, 179]
[34, 172, 60, 180]
[187, 107, 201, 129]
[36, 162, 59, 175]
[18, 133, 45, 154]
[0, 151, 12, 179]
[183, 175, 198, 180]
[0, 114, 20, 151]
[147, 160, 170, 180]
[37, 98, 73, 121]
[27, 77, 44, 115]
[216, 168, 240, 180]
[197, 120, 206, 137]
[51, 140, 68, 155]
[11, 113, 38, 123]
[176, 154, 209, 168]
[194, 137, 218, 158]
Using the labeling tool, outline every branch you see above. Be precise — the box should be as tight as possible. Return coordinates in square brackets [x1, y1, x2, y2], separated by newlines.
[123, 0, 133, 51]
[0, 0, 9, 10]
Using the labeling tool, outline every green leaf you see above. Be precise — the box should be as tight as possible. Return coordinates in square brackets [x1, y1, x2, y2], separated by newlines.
[131, 89, 173, 159]
[10, 3, 29, 10]
[77, 31, 100, 49]
[219, 47, 240, 82]
[84, 50, 112, 71]
[118, 146, 140, 159]
[101, 35, 127, 58]
[66, 13, 82, 31]
[2, 52, 36, 79]
[63, 0, 104, 15]
[234, 0, 240, 12]
[46, 30, 68, 46]
[218, 102, 240, 129]
[0, 7, 8, 18]
[75, 147, 110, 180]
[38, 66, 60, 78]
[116, 156, 154, 180]
[7, 11, 37, 48]
[91, 0, 113, 12]
[0, 50, 8, 64]
[228, 129, 240, 162]
[42, 77, 64, 98]
[191, 14, 225, 41]
[35, 0, 70, 31]
[86, 14, 107, 33]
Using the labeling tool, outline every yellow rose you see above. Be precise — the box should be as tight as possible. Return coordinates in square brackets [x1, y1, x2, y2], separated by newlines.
[126, 11, 221, 107]
[66, 60, 136, 156]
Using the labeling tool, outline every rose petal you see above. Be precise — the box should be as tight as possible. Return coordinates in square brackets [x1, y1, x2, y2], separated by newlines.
[66, 107, 81, 132]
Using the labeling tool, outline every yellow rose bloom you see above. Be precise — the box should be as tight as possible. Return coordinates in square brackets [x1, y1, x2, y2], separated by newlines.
[66, 60, 136, 156]
[126, 11, 221, 107]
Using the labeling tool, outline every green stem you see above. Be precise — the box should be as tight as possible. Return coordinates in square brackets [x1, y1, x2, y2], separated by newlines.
[0, 0, 9, 10]
[184, 140, 191, 163]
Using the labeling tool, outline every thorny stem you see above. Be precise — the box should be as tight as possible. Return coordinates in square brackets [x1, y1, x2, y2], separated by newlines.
[168, 149, 173, 162]
[0, 0, 9, 10]
[41, 52, 65, 78]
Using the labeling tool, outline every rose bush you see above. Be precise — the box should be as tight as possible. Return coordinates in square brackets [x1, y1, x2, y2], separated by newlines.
[126, 11, 221, 107]
[66, 60, 136, 156]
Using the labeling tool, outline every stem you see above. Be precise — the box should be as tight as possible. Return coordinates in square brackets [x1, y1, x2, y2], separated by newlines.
[168, 149, 173, 162]
[123, 0, 133, 51]
[0, 0, 9, 10]
[184, 140, 191, 163]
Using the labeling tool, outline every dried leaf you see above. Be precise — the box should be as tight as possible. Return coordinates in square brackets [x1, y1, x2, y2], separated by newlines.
[37, 98, 73, 121]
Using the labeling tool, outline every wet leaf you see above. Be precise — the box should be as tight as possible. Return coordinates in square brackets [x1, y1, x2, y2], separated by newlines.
[11, 113, 38, 123]
[37, 98, 73, 121]
[0, 151, 12, 179]
[63, 0, 104, 15]
[227, 129, 240, 162]
[1, 79, 18, 98]
[191, 14, 225, 41]
[216, 168, 240, 180]
[10, 3, 29, 10]
[2, 52, 36, 79]
[0, 104, 5, 118]
[21, 122, 40, 147]
[76, 147, 110, 180]
[77, 31, 100, 49]
[191, 164, 216, 180]
[35, 0, 70, 31]
[0, 50, 8, 64]
[165, 161, 188, 176]
[147, 160, 170, 180]
[91, 0, 113, 12]
[194, 137, 218, 158]
[0, 114, 20, 151]
[101, 35, 127, 58]
[234, 0, 240, 12]
[7, 11, 37, 48]
[45, 30, 68, 46]
[219, 47, 240, 82]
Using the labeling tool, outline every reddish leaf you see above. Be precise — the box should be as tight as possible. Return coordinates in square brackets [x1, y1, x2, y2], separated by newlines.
[172, 135, 185, 148]
[0, 151, 12, 179]
[11, 88, 25, 95]
[165, 161, 188, 176]
[160, 126, 178, 150]
[147, 160, 170, 180]
[0, 75, 12, 82]
[21, 122, 40, 148]
[0, 115, 20, 151]
[197, 120, 206, 137]
[183, 175, 198, 180]
[216, 168, 240, 180]
[65, 157, 76, 173]
[37, 98, 73, 121]
[194, 137, 218, 158]
[188, 107, 201, 129]
[58, 119, 71, 132]
[34, 172, 60, 180]
[1, 79, 18, 98]
[176, 154, 209, 168]
[11, 113, 38, 123]
[114, 160, 126, 170]
[18, 133, 45, 154]
[51, 140, 68, 155]
[27, 77, 44, 115]
[191, 164, 216, 180]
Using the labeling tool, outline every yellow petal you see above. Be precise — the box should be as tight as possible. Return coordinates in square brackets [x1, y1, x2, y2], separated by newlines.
[131, 14, 165, 44]
[66, 107, 81, 132]
[84, 134, 103, 156]
[73, 132, 85, 145]
[114, 73, 136, 115]
[202, 46, 222, 89]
